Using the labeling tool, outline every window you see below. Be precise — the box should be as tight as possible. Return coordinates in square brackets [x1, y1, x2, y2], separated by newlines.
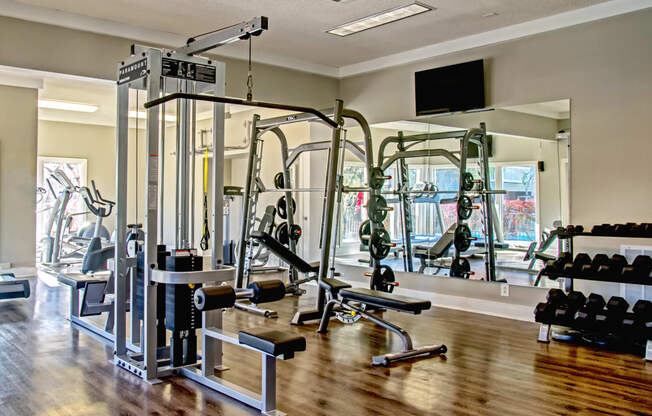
[500, 165, 537, 242]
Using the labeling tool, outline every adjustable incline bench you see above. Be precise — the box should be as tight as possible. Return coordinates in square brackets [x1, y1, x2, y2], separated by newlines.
[413, 223, 457, 273]
[318, 278, 446, 366]
[250, 231, 319, 282]
[250, 231, 446, 366]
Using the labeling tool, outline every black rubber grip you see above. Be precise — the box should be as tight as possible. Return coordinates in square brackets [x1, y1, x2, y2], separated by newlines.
[248, 280, 286, 304]
[194, 285, 236, 311]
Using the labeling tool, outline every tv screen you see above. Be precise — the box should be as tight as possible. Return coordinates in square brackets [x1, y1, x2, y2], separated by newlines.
[415, 60, 485, 116]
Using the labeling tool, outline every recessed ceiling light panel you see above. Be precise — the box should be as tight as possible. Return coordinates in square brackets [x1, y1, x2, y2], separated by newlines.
[327, 2, 433, 37]
[38, 99, 98, 113]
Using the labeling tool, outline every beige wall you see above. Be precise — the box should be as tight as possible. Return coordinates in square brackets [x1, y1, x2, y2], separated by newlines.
[0, 85, 37, 267]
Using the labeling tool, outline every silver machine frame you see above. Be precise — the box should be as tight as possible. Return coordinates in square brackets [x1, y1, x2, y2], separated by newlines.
[112, 16, 302, 415]
[235, 110, 368, 308]
[376, 125, 502, 281]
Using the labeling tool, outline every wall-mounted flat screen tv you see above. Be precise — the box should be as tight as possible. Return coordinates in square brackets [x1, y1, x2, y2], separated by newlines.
[415, 59, 485, 116]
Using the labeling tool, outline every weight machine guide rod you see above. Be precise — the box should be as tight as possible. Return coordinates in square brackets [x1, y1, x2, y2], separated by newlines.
[143, 92, 338, 128]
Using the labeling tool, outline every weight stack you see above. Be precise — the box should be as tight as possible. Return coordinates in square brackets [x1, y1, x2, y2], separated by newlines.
[165, 251, 203, 367]
[136, 245, 168, 346]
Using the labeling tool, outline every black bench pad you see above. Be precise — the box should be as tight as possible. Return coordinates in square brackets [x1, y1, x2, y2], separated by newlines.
[319, 278, 352, 296]
[339, 288, 431, 313]
[239, 329, 306, 357]
[250, 231, 318, 274]
[57, 272, 110, 289]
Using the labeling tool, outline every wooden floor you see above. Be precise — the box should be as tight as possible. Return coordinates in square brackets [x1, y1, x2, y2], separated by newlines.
[0, 276, 650, 416]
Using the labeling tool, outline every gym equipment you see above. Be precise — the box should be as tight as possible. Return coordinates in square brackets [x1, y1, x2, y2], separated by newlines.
[79, 181, 115, 274]
[573, 293, 606, 330]
[111, 17, 320, 414]
[274, 222, 302, 245]
[450, 257, 471, 278]
[554, 291, 587, 327]
[375, 125, 502, 280]
[317, 278, 446, 366]
[622, 300, 652, 356]
[594, 296, 629, 332]
[621, 255, 652, 283]
[368, 167, 390, 190]
[273, 171, 285, 189]
[275, 195, 296, 220]
[358, 219, 371, 247]
[534, 289, 568, 325]
[364, 264, 398, 293]
[462, 172, 482, 192]
[454, 224, 476, 252]
[361, 228, 395, 260]
[236, 110, 366, 298]
[0, 273, 30, 300]
[366, 194, 392, 223]
[456, 195, 475, 220]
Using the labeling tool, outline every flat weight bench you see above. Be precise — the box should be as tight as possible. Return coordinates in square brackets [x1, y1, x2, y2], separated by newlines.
[318, 278, 446, 366]
[193, 280, 306, 415]
[0, 273, 30, 300]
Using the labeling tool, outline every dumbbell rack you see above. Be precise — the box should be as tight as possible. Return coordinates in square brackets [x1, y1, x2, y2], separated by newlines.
[535, 224, 652, 361]
[536, 226, 652, 291]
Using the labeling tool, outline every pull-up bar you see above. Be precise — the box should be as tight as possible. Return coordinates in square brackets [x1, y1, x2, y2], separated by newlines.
[143, 92, 338, 128]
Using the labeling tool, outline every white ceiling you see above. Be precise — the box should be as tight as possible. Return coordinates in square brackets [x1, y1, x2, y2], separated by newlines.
[2, 0, 643, 77]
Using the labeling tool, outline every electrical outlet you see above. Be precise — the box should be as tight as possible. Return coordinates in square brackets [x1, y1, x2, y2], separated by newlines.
[500, 283, 509, 297]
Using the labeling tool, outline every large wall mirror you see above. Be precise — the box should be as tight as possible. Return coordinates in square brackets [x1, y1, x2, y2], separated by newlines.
[334, 99, 570, 288]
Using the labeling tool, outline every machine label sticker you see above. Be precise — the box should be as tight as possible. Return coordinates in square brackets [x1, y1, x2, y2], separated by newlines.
[162, 58, 216, 84]
[118, 58, 147, 85]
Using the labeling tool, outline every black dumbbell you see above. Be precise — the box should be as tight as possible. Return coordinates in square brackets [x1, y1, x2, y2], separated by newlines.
[594, 296, 629, 333]
[622, 300, 652, 343]
[534, 289, 567, 324]
[554, 291, 586, 327]
[574, 293, 606, 330]
[596, 254, 628, 281]
[542, 252, 573, 276]
[621, 255, 652, 284]
[580, 254, 610, 277]
[563, 253, 591, 275]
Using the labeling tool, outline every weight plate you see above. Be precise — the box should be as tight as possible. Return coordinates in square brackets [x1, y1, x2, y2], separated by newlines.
[454, 224, 473, 252]
[462, 172, 475, 192]
[369, 167, 387, 190]
[370, 264, 396, 293]
[275, 222, 289, 245]
[289, 224, 302, 241]
[276, 196, 296, 220]
[457, 195, 474, 220]
[367, 195, 389, 224]
[359, 220, 371, 246]
[450, 256, 471, 278]
[369, 228, 392, 260]
[274, 172, 285, 189]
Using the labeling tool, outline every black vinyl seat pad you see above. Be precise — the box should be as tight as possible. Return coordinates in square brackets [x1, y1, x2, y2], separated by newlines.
[339, 288, 431, 313]
[238, 329, 306, 357]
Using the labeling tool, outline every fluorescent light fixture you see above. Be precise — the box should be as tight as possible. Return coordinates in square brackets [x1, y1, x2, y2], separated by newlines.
[129, 110, 176, 122]
[327, 2, 432, 37]
[38, 99, 98, 113]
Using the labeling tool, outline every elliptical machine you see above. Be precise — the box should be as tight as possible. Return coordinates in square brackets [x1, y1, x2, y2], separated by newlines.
[79, 181, 115, 274]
